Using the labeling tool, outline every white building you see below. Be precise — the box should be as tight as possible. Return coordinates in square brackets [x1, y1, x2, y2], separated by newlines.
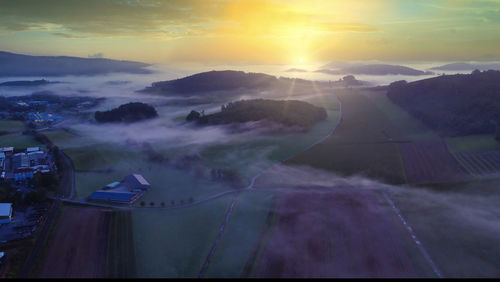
[0, 203, 13, 224]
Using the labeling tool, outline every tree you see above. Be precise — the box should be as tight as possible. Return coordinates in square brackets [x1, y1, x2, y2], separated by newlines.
[140, 201, 145, 207]
[25, 188, 47, 205]
[160, 202, 165, 207]
[188, 197, 194, 203]
[186, 110, 201, 122]
[180, 200, 184, 205]
[171, 200, 175, 206]
[33, 171, 59, 191]
[150, 201, 155, 207]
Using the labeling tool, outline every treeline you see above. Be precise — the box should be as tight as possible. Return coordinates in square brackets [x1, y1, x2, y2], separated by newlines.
[95, 102, 158, 123]
[387, 70, 500, 137]
[187, 99, 327, 129]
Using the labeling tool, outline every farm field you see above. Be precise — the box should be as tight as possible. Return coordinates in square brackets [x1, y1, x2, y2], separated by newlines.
[360, 90, 439, 141]
[107, 211, 136, 278]
[200, 108, 341, 181]
[446, 134, 500, 154]
[0, 120, 25, 134]
[387, 183, 500, 278]
[454, 151, 500, 177]
[38, 207, 110, 278]
[0, 134, 43, 148]
[131, 194, 235, 278]
[203, 189, 276, 278]
[249, 188, 431, 278]
[399, 140, 470, 184]
[287, 90, 408, 184]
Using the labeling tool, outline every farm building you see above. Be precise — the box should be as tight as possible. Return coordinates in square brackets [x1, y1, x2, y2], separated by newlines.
[0, 203, 13, 224]
[88, 174, 151, 204]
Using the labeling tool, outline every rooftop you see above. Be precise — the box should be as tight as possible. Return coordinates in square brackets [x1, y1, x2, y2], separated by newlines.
[0, 203, 12, 217]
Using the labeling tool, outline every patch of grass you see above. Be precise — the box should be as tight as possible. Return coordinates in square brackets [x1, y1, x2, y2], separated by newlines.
[0, 134, 43, 148]
[360, 90, 440, 141]
[446, 134, 500, 153]
[0, 120, 25, 134]
[43, 130, 79, 145]
[131, 194, 236, 278]
[204, 190, 275, 278]
[64, 144, 141, 171]
[107, 211, 136, 278]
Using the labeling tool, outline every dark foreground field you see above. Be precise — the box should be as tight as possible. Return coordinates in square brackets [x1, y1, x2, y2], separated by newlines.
[251, 188, 433, 278]
[38, 207, 110, 278]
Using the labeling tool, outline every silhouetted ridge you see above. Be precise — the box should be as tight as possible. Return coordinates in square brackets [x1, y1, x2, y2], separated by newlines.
[0, 50, 151, 77]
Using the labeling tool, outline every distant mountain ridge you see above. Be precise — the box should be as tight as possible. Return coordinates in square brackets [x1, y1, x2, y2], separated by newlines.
[431, 62, 500, 71]
[0, 79, 59, 87]
[318, 63, 433, 76]
[0, 51, 152, 77]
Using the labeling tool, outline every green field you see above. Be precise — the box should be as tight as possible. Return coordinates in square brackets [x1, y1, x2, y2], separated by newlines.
[287, 90, 409, 184]
[446, 134, 500, 154]
[132, 194, 236, 277]
[0, 134, 43, 148]
[203, 189, 276, 278]
[107, 211, 137, 278]
[360, 90, 440, 141]
[0, 120, 25, 134]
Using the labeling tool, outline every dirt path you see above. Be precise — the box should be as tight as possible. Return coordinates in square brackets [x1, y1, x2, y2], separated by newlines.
[254, 188, 419, 278]
[38, 207, 110, 278]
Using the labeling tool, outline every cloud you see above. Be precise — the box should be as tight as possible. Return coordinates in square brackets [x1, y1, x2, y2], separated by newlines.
[52, 32, 86, 38]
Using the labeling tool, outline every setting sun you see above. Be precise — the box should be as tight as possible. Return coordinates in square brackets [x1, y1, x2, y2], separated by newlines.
[299, 58, 304, 63]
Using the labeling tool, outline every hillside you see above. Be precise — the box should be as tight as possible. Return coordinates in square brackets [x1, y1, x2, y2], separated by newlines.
[387, 70, 500, 137]
[186, 99, 327, 130]
[95, 102, 158, 123]
[141, 70, 365, 96]
[0, 51, 151, 77]
[430, 62, 500, 71]
[140, 70, 279, 94]
[318, 63, 433, 76]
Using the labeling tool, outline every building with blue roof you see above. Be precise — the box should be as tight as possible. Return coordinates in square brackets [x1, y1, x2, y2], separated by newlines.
[88, 174, 150, 204]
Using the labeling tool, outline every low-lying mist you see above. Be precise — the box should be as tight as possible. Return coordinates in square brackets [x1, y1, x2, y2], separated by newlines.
[252, 164, 500, 277]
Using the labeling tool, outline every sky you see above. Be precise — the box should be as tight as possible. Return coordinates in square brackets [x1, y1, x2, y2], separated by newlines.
[0, 0, 499, 64]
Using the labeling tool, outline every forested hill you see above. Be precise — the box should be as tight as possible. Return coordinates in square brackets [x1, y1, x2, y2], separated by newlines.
[95, 102, 158, 123]
[186, 99, 327, 130]
[141, 70, 279, 94]
[387, 70, 500, 137]
[141, 70, 365, 95]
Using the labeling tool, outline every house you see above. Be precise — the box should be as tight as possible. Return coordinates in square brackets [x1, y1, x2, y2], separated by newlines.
[88, 174, 150, 204]
[0, 203, 13, 224]
[123, 174, 151, 191]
